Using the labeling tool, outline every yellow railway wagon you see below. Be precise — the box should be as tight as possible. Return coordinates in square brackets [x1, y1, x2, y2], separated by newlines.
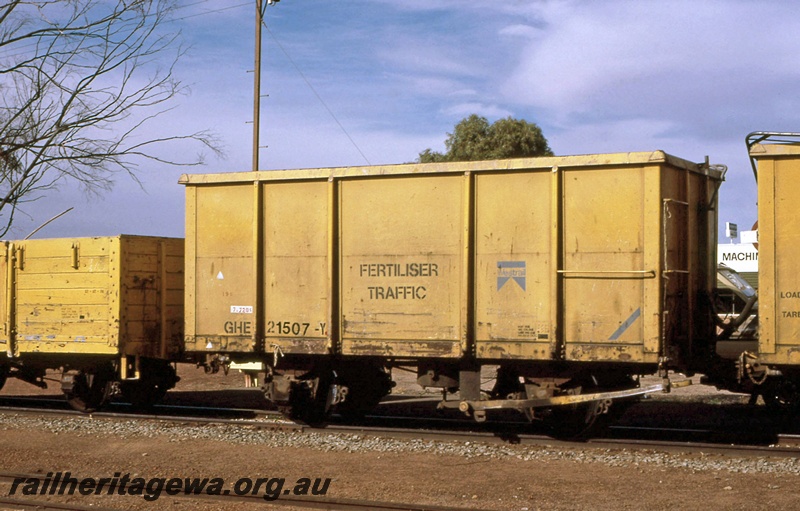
[0, 235, 184, 411]
[182, 151, 723, 427]
[751, 141, 800, 365]
[699, 133, 800, 411]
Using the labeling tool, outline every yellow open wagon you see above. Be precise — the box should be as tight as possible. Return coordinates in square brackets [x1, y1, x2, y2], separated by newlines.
[0, 235, 183, 411]
[181, 150, 723, 432]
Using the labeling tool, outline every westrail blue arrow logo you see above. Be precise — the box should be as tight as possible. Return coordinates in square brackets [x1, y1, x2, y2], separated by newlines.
[497, 261, 526, 291]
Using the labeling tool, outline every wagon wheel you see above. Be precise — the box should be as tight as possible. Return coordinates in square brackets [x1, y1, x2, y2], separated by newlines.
[336, 383, 385, 422]
[336, 366, 393, 422]
[64, 369, 113, 413]
[539, 373, 637, 439]
[288, 372, 333, 426]
[540, 389, 605, 439]
[0, 365, 8, 392]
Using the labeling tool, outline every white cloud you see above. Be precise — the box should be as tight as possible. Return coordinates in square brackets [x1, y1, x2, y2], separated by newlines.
[490, 0, 800, 232]
[12, 0, 794, 241]
[382, 72, 471, 98]
[505, 1, 800, 132]
[376, 41, 479, 77]
[547, 118, 680, 155]
[499, 24, 542, 39]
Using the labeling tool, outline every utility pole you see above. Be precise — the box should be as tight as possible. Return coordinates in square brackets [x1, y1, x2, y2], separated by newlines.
[253, 0, 279, 171]
[252, 0, 264, 171]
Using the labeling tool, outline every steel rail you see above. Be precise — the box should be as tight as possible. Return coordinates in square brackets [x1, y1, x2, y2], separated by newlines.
[1, 403, 800, 459]
[0, 496, 120, 511]
[0, 404, 302, 431]
[0, 395, 284, 418]
[188, 491, 493, 511]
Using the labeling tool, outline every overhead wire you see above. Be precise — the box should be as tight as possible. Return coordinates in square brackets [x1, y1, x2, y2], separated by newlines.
[169, 1, 251, 22]
[0, 1, 370, 164]
[262, 18, 371, 165]
[0, 1, 249, 59]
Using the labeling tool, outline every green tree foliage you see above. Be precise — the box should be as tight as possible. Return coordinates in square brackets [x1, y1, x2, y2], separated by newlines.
[418, 115, 553, 163]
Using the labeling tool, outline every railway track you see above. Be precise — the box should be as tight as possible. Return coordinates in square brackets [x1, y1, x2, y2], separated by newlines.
[1, 396, 799, 458]
[2, 397, 799, 510]
[0, 496, 120, 511]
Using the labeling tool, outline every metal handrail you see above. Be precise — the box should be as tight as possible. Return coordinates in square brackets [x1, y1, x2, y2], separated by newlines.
[746, 131, 800, 182]
[557, 269, 656, 278]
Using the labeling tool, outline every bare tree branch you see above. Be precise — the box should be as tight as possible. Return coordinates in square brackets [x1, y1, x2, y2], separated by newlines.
[0, 0, 223, 237]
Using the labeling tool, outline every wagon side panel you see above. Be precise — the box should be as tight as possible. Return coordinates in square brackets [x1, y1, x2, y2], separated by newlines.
[474, 170, 555, 360]
[560, 164, 660, 363]
[753, 144, 800, 363]
[262, 180, 331, 355]
[339, 174, 464, 358]
[188, 184, 257, 354]
[14, 237, 116, 355]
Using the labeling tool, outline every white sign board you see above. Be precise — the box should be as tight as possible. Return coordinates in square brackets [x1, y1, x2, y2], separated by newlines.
[725, 222, 738, 239]
[718, 243, 758, 273]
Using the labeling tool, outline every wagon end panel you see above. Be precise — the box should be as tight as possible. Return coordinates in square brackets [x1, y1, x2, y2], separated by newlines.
[339, 174, 464, 358]
[664, 165, 720, 366]
[690, 170, 720, 350]
[0, 242, 9, 357]
[118, 236, 184, 360]
[187, 184, 258, 354]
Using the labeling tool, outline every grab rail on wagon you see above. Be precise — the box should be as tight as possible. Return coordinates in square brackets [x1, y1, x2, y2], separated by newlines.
[557, 269, 656, 279]
[746, 131, 800, 182]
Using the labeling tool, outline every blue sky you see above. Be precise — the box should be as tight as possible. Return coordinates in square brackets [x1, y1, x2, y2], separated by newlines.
[14, 0, 800, 240]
